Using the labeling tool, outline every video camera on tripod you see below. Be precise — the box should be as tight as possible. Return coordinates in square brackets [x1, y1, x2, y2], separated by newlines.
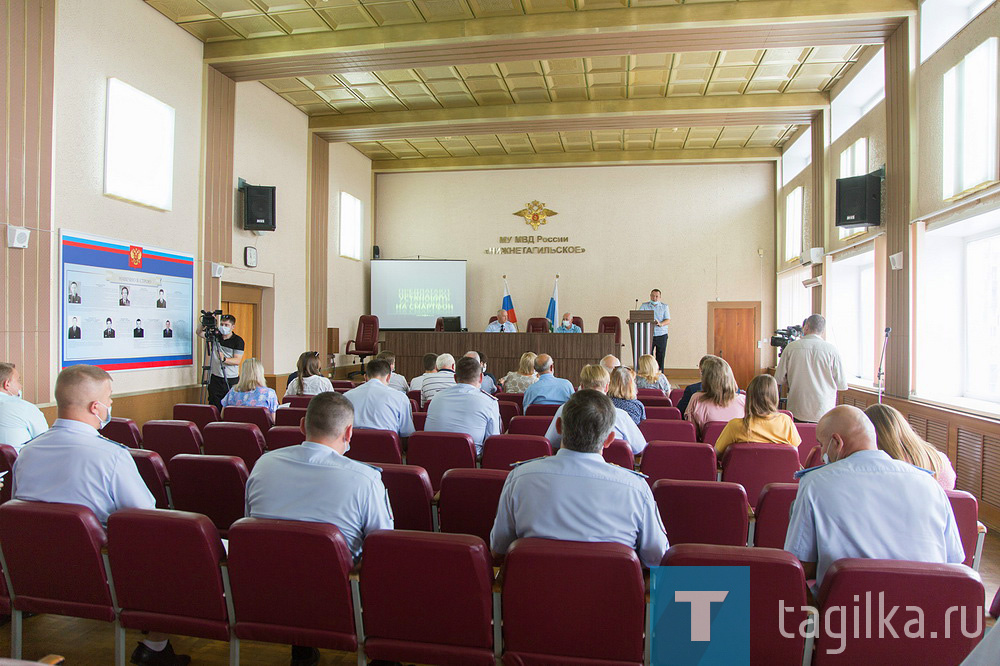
[200, 309, 224, 341]
[770, 324, 803, 356]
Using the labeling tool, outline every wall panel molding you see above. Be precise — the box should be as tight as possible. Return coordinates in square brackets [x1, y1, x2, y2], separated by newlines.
[201, 66, 236, 310]
[308, 136, 329, 353]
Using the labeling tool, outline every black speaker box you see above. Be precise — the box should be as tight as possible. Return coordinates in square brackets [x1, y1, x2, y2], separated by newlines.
[243, 185, 276, 232]
[836, 172, 881, 229]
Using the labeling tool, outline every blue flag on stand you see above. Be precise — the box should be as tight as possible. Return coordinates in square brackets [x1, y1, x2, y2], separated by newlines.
[545, 276, 558, 331]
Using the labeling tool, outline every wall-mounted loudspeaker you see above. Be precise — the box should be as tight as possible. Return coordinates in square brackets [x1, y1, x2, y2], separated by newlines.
[373, 245, 380, 260]
[242, 184, 276, 233]
[836, 169, 882, 229]
[7, 226, 30, 249]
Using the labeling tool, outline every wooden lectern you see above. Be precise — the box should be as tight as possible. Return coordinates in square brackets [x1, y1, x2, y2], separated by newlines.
[627, 310, 655, 368]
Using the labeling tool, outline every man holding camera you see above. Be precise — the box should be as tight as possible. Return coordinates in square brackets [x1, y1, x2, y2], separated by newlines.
[774, 314, 847, 423]
[198, 314, 245, 411]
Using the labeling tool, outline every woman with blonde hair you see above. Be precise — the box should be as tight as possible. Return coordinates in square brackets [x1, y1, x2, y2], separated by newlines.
[221, 357, 279, 415]
[635, 354, 671, 392]
[865, 404, 956, 490]
[714, 374, 800, 456]
[608, 367, 646, 425]
[684, 356, 746, 438]
[286, 351, 334, 396]
[499, 351, 538, 393]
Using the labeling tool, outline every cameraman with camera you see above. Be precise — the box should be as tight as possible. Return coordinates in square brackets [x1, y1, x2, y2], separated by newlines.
[774, 314, 847, 423]
[197, 311, 245, 411]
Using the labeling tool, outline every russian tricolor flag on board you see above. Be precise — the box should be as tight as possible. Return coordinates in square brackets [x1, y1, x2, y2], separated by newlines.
[502, 277, 518, 327]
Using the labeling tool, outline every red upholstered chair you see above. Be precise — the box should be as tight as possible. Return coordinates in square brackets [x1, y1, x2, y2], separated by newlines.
[0, 501, 121, 662]
[507, 415, 551, 437]
[488, 316, 498, 324]
[141, 419, 203, 461]
[637, 388, 666, 397]
[334, 387, 351, 394]
[502, 538, 645, 664]
[0, 444, 16, 504]
[106, 509, 232, 646]
[412, 412, 427, 431]
[653, 479, 749, 546]
[525, 403, 560, 417]
[437, 468, 510, 544]
[991, 587, 1000, 619]
[273, 407, 307, 427]
[281, 395, 312, 408]
[346, 429, 402, 465]
[946, 489, 985, 570]
[409, 398, 419, 413]
[128, 449, 171, 509]
[643, 406, 677, 421]
[99, 417, 141, 448]
[227, 519, 359, 658]
[435, 317, 444, 331]
[379, 463, 434, 531]
[804, 445, 824, 469]
[265, 426, 305, 451]
[572, 316, 584, 332]
[497, 401, 520, 432]
[668, 388, 685, 408]
[778, 409, 794, 419]
[639, 441, 717, 485]
[331, 380, 355, 390]
[345, 315, 380, 375]
[639, 419, 696, 443]
[406, 431, 477, 491]
[794, 422, 819, 465]
[481, 434, 551, 470]
[203, 422, 266, 470]
[752, 483, 799, 548]
[494, 392, 524, 411]
[221, 406, 273, 433]
[662, 544, 808, 665]
[172, 403, 219, 434]
[638, 396, 672, 409]
[603, 439, 635, 470]
[721, 443, 801, 509]
[814, 559, 983, 664]
[360, 530, 496, 665]
[167, 454, 249, 537]
[406, 389, 421, 404]
[597, 316, 622, 346]
[526, 317, 549, 333]
[700, 420, 728, 446]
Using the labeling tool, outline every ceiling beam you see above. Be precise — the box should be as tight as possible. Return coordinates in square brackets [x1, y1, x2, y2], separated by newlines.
[205, 0, 915, 80]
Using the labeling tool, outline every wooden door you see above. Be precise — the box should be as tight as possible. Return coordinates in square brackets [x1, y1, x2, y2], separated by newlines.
[709, 302, 760, 389]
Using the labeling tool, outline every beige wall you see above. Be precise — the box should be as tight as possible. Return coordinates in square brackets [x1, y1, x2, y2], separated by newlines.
[375, 164, 776, 372]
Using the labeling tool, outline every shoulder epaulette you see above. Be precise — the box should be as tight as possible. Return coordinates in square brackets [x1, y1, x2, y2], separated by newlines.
[793, 464, 825, 479]
[358, 461, 383, 473]
[481, 390, 498, 400]
[98, 435, 128, 449]
[609, 464, 648, 478]
[510, 456, 547, 467]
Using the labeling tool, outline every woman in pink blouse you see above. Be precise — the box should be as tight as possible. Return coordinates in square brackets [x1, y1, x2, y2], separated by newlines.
[684, 356, 746, 439]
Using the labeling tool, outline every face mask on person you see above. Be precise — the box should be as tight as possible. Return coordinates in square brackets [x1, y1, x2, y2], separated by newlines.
[218, 325, 232, 335]
[96, 401, 113, 429]
[562, 319, 571, 327]
[822, 453, 830, 465]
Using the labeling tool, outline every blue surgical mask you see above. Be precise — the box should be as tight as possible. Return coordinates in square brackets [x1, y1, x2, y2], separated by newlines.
[97, 401, 113, 429]
[822, 453, 831, 465]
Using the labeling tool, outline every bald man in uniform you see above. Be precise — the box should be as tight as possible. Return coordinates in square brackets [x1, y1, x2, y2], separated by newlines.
[785, 405, 964, 588]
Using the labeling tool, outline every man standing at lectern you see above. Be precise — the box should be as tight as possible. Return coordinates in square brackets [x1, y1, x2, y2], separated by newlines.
[640, 289, 670, 371]
[485, 309, 516, 333]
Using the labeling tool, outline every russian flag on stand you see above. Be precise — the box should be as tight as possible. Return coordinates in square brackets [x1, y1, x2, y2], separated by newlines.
[502, 277, 518, 329]
[545, 276, 558, 331]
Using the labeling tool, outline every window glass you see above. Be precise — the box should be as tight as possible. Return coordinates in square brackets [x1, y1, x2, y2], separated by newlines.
[781, 128, 812, 187]
[339, 192, 363, 261]
[826, 250, 876, 384]
[838, 138, 869, 239]
[831, 52, 884, 141]
[921, 0, 994, 63]
[942, 38, 998, 199]
[784, 187, 803, 262]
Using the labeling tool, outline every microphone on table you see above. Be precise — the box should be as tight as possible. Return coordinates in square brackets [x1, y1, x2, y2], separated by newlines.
[635, 299, 639, 309]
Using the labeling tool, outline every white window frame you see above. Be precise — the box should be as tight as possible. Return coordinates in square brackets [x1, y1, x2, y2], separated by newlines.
[920, 0, 995, 63]
[962, 229, 1000, 403]
[339, 191, 363, 261]
[784, 187, 804, 262]
[831, 52, 885, 142]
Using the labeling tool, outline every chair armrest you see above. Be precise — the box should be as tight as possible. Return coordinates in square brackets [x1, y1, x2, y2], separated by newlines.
[39, 657, 66, 665]
[978, 521, 987, 534]
[432, 491, 440, 505]
[747, 505, 755, 520]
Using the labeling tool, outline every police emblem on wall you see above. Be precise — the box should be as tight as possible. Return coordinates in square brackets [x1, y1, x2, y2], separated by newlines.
[514, 200, 558, 231]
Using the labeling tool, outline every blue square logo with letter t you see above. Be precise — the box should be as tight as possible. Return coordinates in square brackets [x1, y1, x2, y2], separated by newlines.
[649, 566, 750, 665]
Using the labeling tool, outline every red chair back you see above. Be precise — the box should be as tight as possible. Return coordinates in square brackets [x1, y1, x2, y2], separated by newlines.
[638, 396, 672, 408]
[526, 317, 549, 333]
[507, 415, 551, 437]
[991, 587, 1000, 619]
[406, 389, 421, 403]
[0, 500, 114, 621]
[497, 401, 520, 432]
[804, 445, 824, 468]
[524, 403, 560, 417]
[643, 406, 675, 421]
[637, 388, 665, 397]
[603, 439, 635, 469]
[221, 406, 273, 433]
[346, 429, 402, 465]
[265, 426, 305, 450]
[662, 544, 808, 665]
[281, 395, 312, 408]
[172, 403, 219, 434]
[141, 419, 202, 461]
[668, 388, 685, 408]
[0, 444, 16, 504]
[228, 518, 357, 651]
[99, 417, 141, 448]
[653, 479, 749, 546]
[572, 316, 584, 332]
[481, 434, 551, 470]
[794, 422, 819, 464]
[361, 531, 494, 664]
[331, 380, 355, 390]
[273, 407, 307, 427]
[167, 454, 249, 536]
[489, 316, 498, 324]
[412, 412, 427, 431]
[379, 464, 434, 531]
[700, 420, 728, 446]
[946, 489, 979, 567]
[495, 392, 524, 411]
[752, 483, 800, 548]
[203, 422, 266, 470]
[779, 409, 794, 419]
[409, 398, 419, 412]
[128, 449, 171, 509]
[406, 431, 477, 491]
[502, 538, 644, 663]
[814, 559, 984, 664]
[721, 443, 801, 509]
[107, 509, 230, 641]
[346, 315, 380, 356]
[435, 317, 444, 331]
[639, 419, 696, 442]
[639, 441, 717, 484]
[597, 316, 622, 345]
[437, 469, 509, 544]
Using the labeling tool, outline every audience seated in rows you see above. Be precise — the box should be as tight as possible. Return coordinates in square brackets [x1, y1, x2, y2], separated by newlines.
[675, 354, 714, 415]
[221, 357, 279, 416]
[463, 351, 497, 394]
[490, 389, 668, 568]
[286, 351, 334, 396]
[634, 354, 671, 393]
[866, 403, 957, 490]
[424, 357, 501, 456]
[408, 352, 438, 392]
[375, 350, 409, 393]
[599, 354, 621, 374]
[0, 362, 48, 450]
[715, 374, 800, 456]
[420, 353, 456, 408]
[545, 365, 647, 455]
[498, 352, 537, 393]
[344, 360, 415, 438]
[685, 355, 746, 439]
[608, 367, 646, 425]
[522, 354, 574, 408]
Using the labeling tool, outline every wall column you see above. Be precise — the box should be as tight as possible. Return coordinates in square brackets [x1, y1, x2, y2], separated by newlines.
[307, 135, 330, 353]
[810, 110, 829, 314]
[201, 66, 236, 310]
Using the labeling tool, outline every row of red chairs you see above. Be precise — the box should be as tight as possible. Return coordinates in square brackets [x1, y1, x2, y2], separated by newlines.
[0, 500, 986, 665]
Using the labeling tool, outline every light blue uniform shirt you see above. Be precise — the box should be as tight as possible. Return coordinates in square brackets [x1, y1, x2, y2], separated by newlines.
[554, 323, 582, 333]
[784, 449, 965, 588]
[522, 373, 575, 408]
[0, 393, 49, 451]
[344, 379, 415, 437]
[490, 448, 668, 568]
[485, 321, 516, 333]
[544, 403, 648, 454]
[640, 301, 670, 337]
[12, 418, 155, 524]
[481, 374, 497, 395]
[424, 383, 501, 455]
[245, 441, 394, 561]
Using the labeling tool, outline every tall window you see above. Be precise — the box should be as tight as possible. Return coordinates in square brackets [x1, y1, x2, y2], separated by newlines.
[943, 38, 998, 200]
[776, 265, 814, 329]
[781, 128, 812, 187]
[826, 249, 876, 384]
[838, 138, 869, 239]
[784, 187, 803, 262]
[339, 192, 363, 260]
[921, 0, 994, 62]
[965, 232, 1000, 402]
[831, 52, 885, 141]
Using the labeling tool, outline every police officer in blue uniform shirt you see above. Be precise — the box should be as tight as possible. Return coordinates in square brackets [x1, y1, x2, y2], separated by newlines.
[343, 359, 415, 437]
[485, 309, 516, 333]
[785, 405, 964, 590]
[245, 391, 393, 666]
[0, 363, 48, 451]
[545, 365, 647, 455]
[491, 389, 668, 568]
[12, 364, 190, 666]
[639, 289, 671, 371]
[554, 312, 582, 333]
[464, 351, 497, 394]
[522, 354, 574, 408]
[424, 356, 501, 456]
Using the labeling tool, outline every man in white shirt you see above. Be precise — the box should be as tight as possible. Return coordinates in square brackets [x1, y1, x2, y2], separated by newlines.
[409, 353, 439, 392]
[0, 363, 48, 450]
[375, 351, 409, 393]
[420, 353, 456, 408]
[344, 359, 415, 437]
[774, 314, 847, 423]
